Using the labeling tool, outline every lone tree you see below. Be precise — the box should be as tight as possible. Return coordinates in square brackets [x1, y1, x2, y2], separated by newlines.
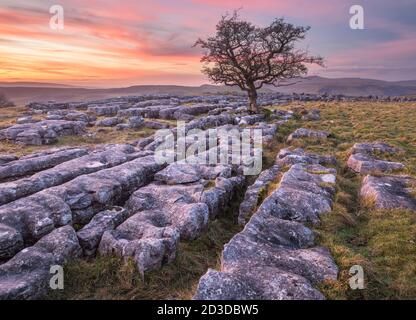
[194, 12, 323, 113]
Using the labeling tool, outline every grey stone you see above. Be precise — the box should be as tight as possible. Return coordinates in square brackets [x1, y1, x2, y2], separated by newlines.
[351, 142, 404, 155]
[238, 165, 280, 225]
[0, 153, 163, 258]
[194, 267, 325, 300]
[98, 213, 180, 276]
[0, 226, 81, 299]
[0, 147, 88, 182]
[16, 116, 36, 124]
[0, 120, 86, 145]
[287, 128, 330, 142]
[95, 117, 122, 127]
[276, 148, 337, 167]
[347, 153, 404, 174]
[0, 155, 18, 165]
[301, 109, 320, 121]
[128, 116, 144, 129]
[77, 206, 129, 256]
[360, 175, 416, 210]
[0, 145, 143, 205]
[143, 120, 169, 129]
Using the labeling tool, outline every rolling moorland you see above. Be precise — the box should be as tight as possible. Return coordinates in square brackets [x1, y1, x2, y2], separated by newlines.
[2, 76, 416, 105]
[0, 91, 415, 300]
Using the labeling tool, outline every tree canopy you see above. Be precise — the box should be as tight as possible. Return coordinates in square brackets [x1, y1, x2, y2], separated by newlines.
[194, 12, 323, 112]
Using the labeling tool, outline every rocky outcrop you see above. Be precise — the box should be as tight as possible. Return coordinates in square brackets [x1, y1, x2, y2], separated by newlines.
[99, 162, 245, 275]
[287, 128, 330, 142]
[347, 142, 405, 174]
[0, 145, 147, 205]
[95, 117, 122, 127]
[351, 142, 404, 155]
[301, 109, 320, 121]
[347, 153, 404, 174]
[194, 150, 338, 300]
[276, 148, 337, 167]
[0, 120, 86, 145]
[0, 147, 88, 181]
[0, 153, 163, 259]
[0, 155, 18, 165]
[46, 111, 96, 123]
[360, 175, 416, 210]
[77, 206, 129, 256]
[0, 226, 82, 299]
[238, 165, 280, 225]
[143, 120, 169, 129]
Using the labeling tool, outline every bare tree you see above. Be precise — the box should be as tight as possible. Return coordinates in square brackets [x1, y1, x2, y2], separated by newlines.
[0, 93, 15, 108]
[194, 12, 323, 113]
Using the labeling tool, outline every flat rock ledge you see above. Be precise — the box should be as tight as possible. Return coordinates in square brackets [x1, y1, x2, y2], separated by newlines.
[194, 150, 338, 300]
[347, 142, 405, 174]
[360, 175, 416, 211]
[347, 153, 404, 174]
[287, 128, 330, 143]
[0, 120, 86, 145]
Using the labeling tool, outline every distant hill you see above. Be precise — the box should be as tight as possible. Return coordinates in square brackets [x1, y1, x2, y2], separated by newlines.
[1, 76, 416, 105]
[0, 82, 77, 88]
[265, 76, 416, 96]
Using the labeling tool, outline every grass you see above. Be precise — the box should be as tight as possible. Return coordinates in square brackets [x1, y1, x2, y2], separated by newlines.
[266, 101, 416, 299]
[3, 101, 416, 299]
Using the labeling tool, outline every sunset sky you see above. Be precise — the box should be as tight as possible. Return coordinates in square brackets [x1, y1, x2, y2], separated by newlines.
[1, 0, 415, 87]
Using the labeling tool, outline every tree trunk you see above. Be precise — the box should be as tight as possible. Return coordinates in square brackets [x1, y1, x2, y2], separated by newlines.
[248, 88, 259, 113]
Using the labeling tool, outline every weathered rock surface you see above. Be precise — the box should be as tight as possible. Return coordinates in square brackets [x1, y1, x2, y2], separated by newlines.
[0, 226, 82, 299]
[287, 128, 330, 142]
[194, 151, 338, 300]
[360, 175, 416, 210]
[0, 145, 146, 205]
[47, 111, 96, 123]
[194, 267, 325, 300]
[154, 163, 232, 185]
[351, 142, 403, 155]
[255, 164, 336, 225]
[238, 165, 280, 225]
[0, 120, 86, 145]
[0, 155, 18, 165]
[0, 153, 163, 259]
[77, 206, 129, 256]
[347, 153, 404, 174]
[347, 141, 405, 174]
[0, 147, 88, 182]
[301, 109, 320, 121]
[16, 116, 37, 124]
[143, 120, 169, 129]
[99, 212, 180, 276]
[128, 116, 144, 129]
[95, 117, 122, 127]
[276, 148, 337, 167]
[99, 159, 245, 275]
